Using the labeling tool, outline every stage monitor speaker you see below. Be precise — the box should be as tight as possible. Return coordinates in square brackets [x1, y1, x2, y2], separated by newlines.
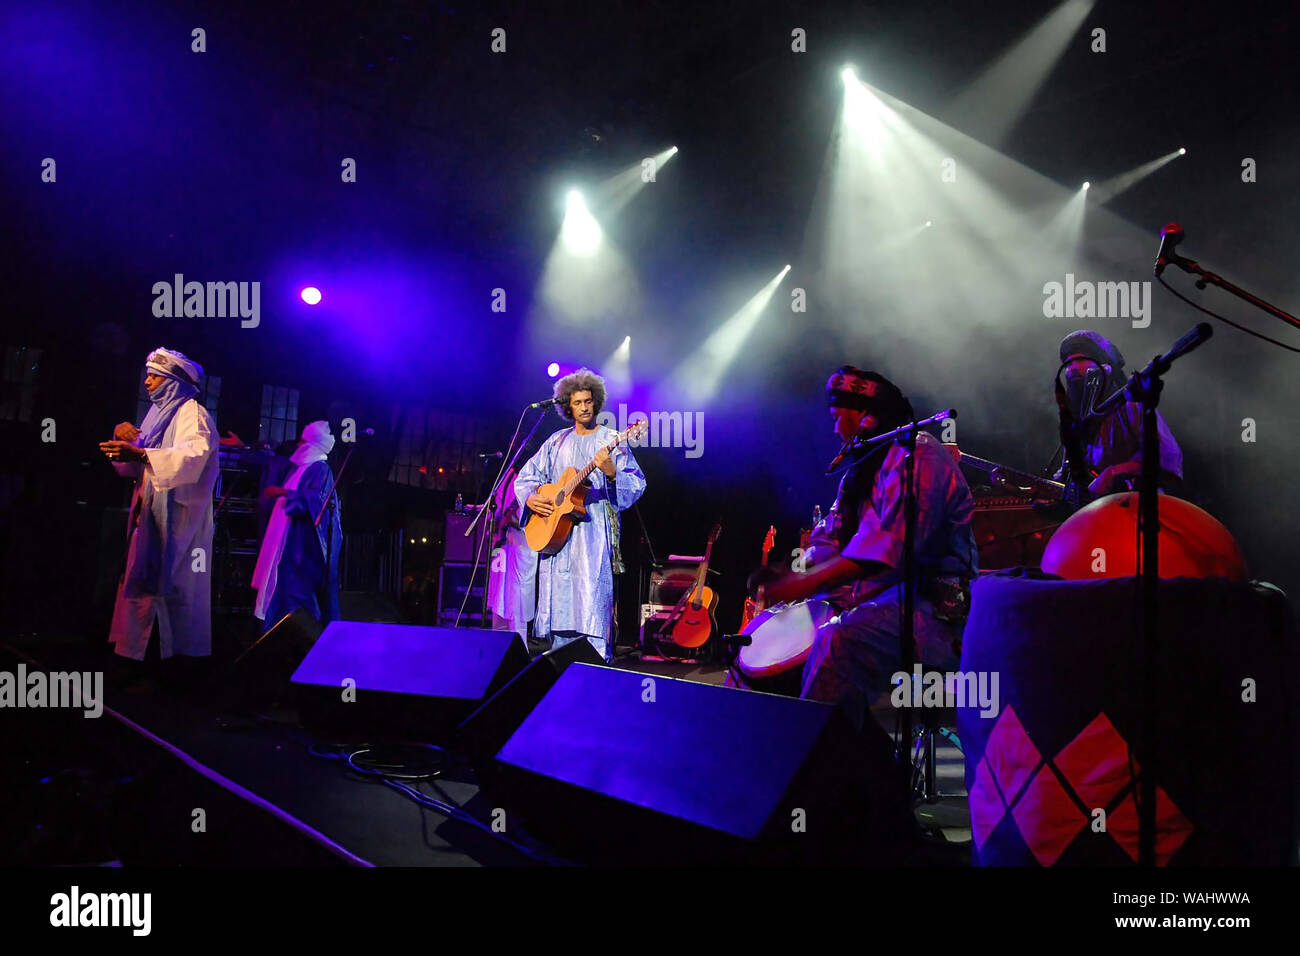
[456, 637, 605, 779]
[484, 664, 912, 865]
[290, 622, 529, 744]
[232, 607, 325, 704]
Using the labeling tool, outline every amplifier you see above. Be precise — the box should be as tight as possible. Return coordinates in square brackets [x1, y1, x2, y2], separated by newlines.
[444, 507, 489, 564]
[438, 562, 486, 627]
[639, 603, 703, 662]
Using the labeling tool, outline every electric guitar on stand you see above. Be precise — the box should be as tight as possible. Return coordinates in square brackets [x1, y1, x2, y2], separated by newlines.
[664, 523, 722, 649]
[524, 421, 648, 555]
[739, 525, 776, 631]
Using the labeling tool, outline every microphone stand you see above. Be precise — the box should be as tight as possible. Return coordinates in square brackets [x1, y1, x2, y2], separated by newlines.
[464, 405, 549, 628]
[839, 407, 956, 797]
[1093, 323, 1213, 867]
[1161, 251, 1300, 332]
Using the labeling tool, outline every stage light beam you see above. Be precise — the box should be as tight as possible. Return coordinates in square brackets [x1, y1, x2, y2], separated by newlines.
[561, 191, 603, 256]
[668, 265, 792, 406]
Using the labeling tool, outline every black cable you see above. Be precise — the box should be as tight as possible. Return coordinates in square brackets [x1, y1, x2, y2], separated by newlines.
[1156, 275, 1300, 354]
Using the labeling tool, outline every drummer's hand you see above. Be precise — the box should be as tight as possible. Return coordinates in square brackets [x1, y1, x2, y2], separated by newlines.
[526, 493, 555, 518]
[763, 574, 801, 606]
[100, 440, 146, 462]
[1088, 461, 1141, 496]
[113, 421, 141, 442]
[746, 564, 780, 597]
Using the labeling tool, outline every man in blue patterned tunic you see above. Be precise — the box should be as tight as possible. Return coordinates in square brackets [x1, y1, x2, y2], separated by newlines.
[515, 369, 646, 661]
[756, 367, 977, 732]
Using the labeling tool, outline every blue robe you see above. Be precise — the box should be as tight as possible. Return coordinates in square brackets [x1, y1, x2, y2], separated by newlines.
[258, 460, 343, 632]
[514, 426, 646, 648]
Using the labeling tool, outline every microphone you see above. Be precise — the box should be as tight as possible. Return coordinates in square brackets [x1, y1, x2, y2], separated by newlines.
[1081, 367, 1103, 418]
[1154, 222, 1184, 277]
[477, 451, 504, 459]
[528, 397, 559, 409]
[1162, 322, 1213, 365]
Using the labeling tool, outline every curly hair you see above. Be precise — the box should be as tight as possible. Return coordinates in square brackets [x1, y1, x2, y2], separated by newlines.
[553, 367, 607, 420]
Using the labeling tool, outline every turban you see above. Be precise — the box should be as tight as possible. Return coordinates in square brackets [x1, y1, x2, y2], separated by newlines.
[826, 366, 907, 415]
[291, 420, 336, 466]
[145, 347, 203, 387]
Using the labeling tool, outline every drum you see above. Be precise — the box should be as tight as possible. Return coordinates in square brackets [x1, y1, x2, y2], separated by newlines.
[734, 600, 835, 697]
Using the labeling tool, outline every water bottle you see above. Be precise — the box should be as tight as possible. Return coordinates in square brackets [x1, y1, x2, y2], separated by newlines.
[812, 504, 823, 527]
[454, 493, 464, 513]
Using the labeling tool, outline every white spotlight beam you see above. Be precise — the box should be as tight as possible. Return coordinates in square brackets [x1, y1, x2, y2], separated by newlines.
[535, 191, 641, 328]
[669, 266, 791, 406]
[947, 0, 1096, 146]
[1089, 149, 1187, 205]
[601, 336, 632, 394]
[595, 146, 680, 219]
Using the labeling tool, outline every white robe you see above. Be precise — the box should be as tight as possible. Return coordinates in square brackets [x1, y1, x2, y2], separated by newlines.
[109, 398, 219, 659]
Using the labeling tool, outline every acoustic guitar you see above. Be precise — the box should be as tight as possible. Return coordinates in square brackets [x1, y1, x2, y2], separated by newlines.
[739, 525, 776, 632]
[523, 420, 647, 555]
[665, 523, 722, 648]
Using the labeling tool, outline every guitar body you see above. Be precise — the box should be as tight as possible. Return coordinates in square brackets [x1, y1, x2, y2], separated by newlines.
[523, 420, 647, 555]
[523, 467, 590, 555]
[669, 585, 717, 648]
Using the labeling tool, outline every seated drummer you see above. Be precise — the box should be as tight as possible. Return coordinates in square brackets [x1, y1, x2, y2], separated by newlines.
[755, 366, 978, 732]
[1052, 329, 1185, 504]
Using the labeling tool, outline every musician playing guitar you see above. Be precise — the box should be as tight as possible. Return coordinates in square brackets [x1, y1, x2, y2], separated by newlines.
[515, 368, 646, 662]
[751, 367, 977, 733]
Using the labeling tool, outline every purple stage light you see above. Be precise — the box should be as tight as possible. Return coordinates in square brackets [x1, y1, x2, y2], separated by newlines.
[301, 287, 322, 305]
[547, 362, 560, 377]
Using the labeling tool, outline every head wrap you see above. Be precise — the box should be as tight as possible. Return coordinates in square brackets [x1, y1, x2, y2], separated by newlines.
[1057, 330, 1129, 420]
[291, 421, 336, 466]
[137, 347, 202, 448]
[825, 367, 912, 426]
[1059, 330, 1126, 392]
[145, 347, 203, 387]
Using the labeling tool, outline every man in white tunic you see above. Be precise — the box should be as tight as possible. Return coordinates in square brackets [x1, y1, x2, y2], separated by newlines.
[515, 369, 645, 661]
[100, 348, 219, 661]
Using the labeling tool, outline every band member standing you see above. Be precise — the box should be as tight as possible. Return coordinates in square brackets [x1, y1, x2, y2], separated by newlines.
[1052, 329, 1184, 503]
[251, 420, 343, 632]
[756, 367, 977, 731]
[487, 465, 537, 644]
[514, 369, 645, 661]
[100, 348, 219, 662]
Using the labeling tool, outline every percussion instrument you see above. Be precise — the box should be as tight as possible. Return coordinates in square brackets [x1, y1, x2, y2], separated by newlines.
[1041, 492, 1247, 581]
[733, 600, 835, 697]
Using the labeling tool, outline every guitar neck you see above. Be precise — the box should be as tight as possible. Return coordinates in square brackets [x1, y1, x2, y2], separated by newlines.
[959, 453, 1065, 497]
[564, 433, 621, 495]
[694, 540, 715, 590]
